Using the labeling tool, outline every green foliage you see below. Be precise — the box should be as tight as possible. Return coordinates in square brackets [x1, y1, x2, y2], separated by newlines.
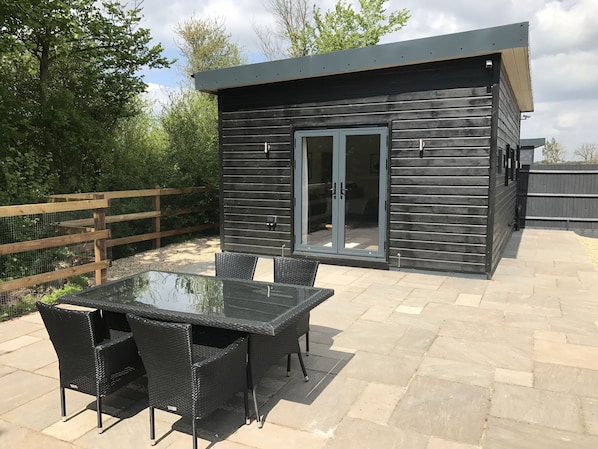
[161, 91, 219, 188]
[257, 0, 409, 59]
[541, 137, 566, 164]
[0, 149, 56, 205]
[96, 105, 171, 191]
[175, 16, 245, 75]
[0, 280, 87, 321]
[305, 0, 410, 54]
[0, 0, 171, 197]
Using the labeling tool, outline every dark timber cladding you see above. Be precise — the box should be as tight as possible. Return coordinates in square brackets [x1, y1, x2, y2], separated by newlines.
[194, 22, 533, 277]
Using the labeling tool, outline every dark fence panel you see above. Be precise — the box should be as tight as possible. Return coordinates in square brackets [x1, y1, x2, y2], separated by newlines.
[518, 164, 598, 229]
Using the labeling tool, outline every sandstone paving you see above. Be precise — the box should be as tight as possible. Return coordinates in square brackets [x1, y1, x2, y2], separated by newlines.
[321, 416, 429, 449]
[490, 383, 584, 432]
[533, 363, 598, 398]
[483, 417, 598, 449]
[390, 376, 490, 445]
[2, 229, 598, 448]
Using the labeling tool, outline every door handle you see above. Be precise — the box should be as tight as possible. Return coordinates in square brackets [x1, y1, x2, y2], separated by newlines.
[330, 182, 336, 199]
[340, 182, 350, 199]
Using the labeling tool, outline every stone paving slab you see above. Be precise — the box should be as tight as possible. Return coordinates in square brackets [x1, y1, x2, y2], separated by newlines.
[2, 229, 598, 448]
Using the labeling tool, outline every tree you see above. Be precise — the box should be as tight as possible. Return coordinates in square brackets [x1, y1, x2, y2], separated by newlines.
[307, 0, 410, 54]
[255, 0, 410, 59]
[254, 0, 312, 59]
[541, 137, 566, 164]
[161, 90, 219, 188]
[175, 16, 245, 75]
[574, 143, 598, 163]
[161, 16, 246, 188]
[0, 0, 171, 195]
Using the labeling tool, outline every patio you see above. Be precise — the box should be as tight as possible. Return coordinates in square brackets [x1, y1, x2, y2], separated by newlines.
[2, 228, 598, 448]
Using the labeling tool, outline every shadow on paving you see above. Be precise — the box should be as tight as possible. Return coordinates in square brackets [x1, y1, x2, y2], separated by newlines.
[92, 325, 351, 447]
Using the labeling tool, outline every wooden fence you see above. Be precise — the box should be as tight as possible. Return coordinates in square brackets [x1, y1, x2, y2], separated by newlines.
[0, 187, 218, 296]
[518, 164, 598, 230]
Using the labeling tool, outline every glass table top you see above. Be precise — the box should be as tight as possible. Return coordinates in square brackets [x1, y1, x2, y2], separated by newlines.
[63, 270, 334, 335]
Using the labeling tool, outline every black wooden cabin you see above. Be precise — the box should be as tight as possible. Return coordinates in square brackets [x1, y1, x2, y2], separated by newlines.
[193, 22, 533, 278]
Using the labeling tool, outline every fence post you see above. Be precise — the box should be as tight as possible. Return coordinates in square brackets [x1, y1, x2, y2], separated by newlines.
[93, 194, 108, 285]
[152, 185, 161, 249]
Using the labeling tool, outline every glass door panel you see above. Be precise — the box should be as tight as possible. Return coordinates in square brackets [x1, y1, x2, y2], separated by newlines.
[341, 133, 381, 253]
[298, 135, 335, 249]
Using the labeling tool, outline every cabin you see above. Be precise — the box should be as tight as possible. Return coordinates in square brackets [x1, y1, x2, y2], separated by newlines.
[193, 22, 533, 278]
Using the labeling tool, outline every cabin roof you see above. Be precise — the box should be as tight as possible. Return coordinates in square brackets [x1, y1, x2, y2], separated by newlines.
[193, 22, 533, 112]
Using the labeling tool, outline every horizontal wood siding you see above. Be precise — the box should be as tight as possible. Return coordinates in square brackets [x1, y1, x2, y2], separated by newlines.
[390, 87, 492, 274]
[218, 56, 497, 271]
[489, 63, 520, 275]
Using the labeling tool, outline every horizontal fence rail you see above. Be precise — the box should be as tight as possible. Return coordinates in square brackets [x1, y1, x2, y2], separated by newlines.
[518, 164, 598, 230]
[1, 187, 218, 320]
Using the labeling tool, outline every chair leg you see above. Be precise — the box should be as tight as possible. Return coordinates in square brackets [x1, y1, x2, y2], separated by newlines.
[96, 396, 103, 430]
[244, 389, 250, 425]
[252, 385, 263, 429]
[192, 417, 198, 449]
[286, 354, 291, 376]
[296, 352, 309, 381]
[60, 387, 66, 420]
[305, 332, 310, 356]
[149, 406, 155, 442]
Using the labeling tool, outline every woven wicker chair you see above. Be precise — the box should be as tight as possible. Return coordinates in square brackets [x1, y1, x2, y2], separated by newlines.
[36, 301, 145, 430]
[273, 256, 319, 376]
[215, 252, 258, 280]
[126, 314, 249, 449]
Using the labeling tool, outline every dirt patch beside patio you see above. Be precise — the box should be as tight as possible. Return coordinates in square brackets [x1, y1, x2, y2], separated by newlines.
[107, 235, 221, 281]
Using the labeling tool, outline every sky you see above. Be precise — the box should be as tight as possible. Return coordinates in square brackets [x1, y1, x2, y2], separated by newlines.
[136, 0, 598, 160]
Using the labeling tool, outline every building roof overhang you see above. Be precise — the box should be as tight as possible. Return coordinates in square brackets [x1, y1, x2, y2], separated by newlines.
[193, 22, 533, 112]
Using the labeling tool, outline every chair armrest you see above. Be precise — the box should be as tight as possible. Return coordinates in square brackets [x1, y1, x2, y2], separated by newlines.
[95, 333, 144, 394]
[191, 336, 248, 419]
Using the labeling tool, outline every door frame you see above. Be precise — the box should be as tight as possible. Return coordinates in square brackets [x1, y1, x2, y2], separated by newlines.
[293, 126, 388, 260]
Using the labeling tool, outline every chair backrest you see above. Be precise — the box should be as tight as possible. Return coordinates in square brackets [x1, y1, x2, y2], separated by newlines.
[273, 257, 319, 287]
[215, 252, 258, 280]
[126, 314, 195, 416]
[36, 302, 102, 389]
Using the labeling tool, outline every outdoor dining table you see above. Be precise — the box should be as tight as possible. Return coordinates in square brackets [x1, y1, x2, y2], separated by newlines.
[60, 269, 335, 426]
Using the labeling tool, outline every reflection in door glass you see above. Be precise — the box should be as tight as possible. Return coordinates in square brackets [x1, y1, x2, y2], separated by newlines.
[344, 134, 380, 251]
[301, 136, 333, 246]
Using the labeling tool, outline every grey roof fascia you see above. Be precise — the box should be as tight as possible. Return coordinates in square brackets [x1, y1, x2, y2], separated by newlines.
[520, 138, 546, 148]
[194, 22, 528, 93]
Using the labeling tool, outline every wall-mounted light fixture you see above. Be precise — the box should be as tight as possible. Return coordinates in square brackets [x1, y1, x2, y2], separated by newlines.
[266, 215, 277, 231]
[485, 59, 493, 69]
[264, 142, 271, 158]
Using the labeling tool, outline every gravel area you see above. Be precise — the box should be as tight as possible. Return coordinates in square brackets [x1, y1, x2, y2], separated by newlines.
[107, 236, 221, 281]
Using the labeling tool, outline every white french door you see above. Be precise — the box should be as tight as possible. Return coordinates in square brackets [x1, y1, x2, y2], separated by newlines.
[293, 127, 387, 259]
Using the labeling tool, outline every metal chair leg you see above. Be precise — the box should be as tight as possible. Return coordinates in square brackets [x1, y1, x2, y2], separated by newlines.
[305, 332, 310, 356]
[253, 385, 263, 428]
[244, 389, 250, 425]
[60, 387, 66, 420]
[286, 354, 291, 376]
[192, 416, 198, 449]
[96, 396, 103, 429]
[149, 406, 155, 442]
[297, 352, 309, 381]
